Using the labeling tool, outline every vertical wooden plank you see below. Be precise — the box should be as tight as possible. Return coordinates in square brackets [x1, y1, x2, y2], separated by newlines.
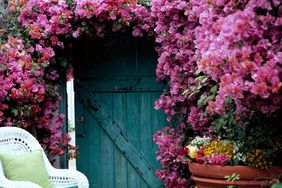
[136, 36, 158, 188]
[126, 93, 140, 188]
[117, 36, 128, 77]
[138, 92, 150, 188]
[139, 93, 152, 158]
[86, 109, 102, 188]
[75, 98, 92, 184]
[119, 35, 137, 77]
[113, 93, 128, 188]
[139, 174, 149, 188]
[114, 149, 128, 188]
[139, 92, 152, 188]
[135, 38, 156, 77]
[127, 163, 141, 188]
[100, 93, 115, 188]
[100, 130, 115, 187]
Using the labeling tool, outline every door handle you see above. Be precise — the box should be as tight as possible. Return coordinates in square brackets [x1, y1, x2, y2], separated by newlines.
[77, 116, 84, 123]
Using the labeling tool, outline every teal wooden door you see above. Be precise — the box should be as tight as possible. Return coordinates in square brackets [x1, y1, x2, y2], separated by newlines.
[74, 35, 165, 188]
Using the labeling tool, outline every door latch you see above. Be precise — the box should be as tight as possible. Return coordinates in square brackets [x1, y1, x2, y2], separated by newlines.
[76, 116, 86, 137]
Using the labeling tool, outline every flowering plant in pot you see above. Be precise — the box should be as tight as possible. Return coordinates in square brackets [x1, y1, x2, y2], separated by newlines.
[184, 99, 282, 187]
[153, 0, 282, 187]
[186, 99, 282, 169]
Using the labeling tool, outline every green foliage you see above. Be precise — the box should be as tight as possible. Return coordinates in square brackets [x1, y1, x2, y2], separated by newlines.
[272, 184, 282, 188]
[225, 173, 240, 188]
[224, 173, 240, 182]
[138, 0, 151, 6]
[207, 96, 282, 169]
[211, 98, 247, 140]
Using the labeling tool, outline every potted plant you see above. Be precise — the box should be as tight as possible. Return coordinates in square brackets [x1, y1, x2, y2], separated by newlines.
[184, 93, 282, 187]
[186, 133, 282, 188]
[153, 0, 282, 187]
[155, 96, 282, 188]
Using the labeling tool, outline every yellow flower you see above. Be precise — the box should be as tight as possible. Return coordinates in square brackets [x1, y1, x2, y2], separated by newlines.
[186, 145, 198, 159]
[204, 140, 234, 159]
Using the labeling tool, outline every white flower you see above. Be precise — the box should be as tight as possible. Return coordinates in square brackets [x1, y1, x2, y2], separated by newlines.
[190, 136, 211, 147]
[186, 145, 199, 158]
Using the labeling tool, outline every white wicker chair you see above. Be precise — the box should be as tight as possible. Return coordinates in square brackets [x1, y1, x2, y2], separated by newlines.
[0, 126, 89, 188]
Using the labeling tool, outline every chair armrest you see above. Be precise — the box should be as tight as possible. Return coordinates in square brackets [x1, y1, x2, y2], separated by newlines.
[0, 178, 42, 188]
[48, 167, 89, 188]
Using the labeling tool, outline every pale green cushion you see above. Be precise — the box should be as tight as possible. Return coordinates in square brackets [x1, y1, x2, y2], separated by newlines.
[0, 149, 53, 188]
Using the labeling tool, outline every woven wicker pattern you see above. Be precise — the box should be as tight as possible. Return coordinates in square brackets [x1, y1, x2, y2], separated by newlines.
[0, 127, 89, 188]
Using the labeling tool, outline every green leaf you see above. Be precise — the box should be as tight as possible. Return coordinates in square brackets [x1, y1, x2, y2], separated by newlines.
[225, 97, 233, 104]
[195, 69, 202, 75]
[26, 108, 31, 116]
[210, 85, 218, 94]
[32, 6, 40, 13]
[196, 85, 203, 90]
[201, 76, 208, 83]
[237, 40, 243, 48]
[200, 111, 208, 120]
[203, 95, 214, 105]
[271, 184, 282, 188]
[227, 173, 240, 181]
[197, 95, 209, 107]
[66, 0, 73, 6]
[195, 75, 205, 82]
[12, 109, 18, 116]
[197, 98, 203, 106]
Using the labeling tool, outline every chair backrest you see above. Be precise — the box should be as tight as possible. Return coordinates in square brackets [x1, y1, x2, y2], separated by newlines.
[0, 127, 42, 155]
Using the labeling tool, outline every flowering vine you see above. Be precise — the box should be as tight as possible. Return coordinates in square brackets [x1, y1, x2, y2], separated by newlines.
[1, 0, 281, 187]
[1, 0, 152, 157]
[153, 126, 190, 188]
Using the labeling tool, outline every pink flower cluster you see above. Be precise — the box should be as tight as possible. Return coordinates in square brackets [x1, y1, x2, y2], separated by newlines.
[195, 0, 282, 115]
[5, 0, 154, 158]
[0, 37, 43, 126]
[151, 0, 281, 184]
[18, 0, 73, 46]
[208, 154, 230, 166]
[153, 0, 282, 121]
[152, 0, 206, 125]
[18, 0, 153, 42]
[6, 0, 154, 159]
[187, 106, 209, 131]
[153, 126, 189, 188]
[0, 36, 70, 156]
[74, 0, 154, 37]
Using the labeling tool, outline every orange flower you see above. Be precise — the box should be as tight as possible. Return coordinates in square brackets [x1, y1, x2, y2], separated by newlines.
[19, 0, 27, 5]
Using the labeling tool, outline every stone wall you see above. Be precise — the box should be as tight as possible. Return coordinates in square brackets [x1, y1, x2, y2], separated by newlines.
[0, 0, 8, 29]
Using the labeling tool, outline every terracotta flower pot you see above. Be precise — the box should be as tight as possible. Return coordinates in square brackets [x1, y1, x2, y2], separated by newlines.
[188, 161, 282, 188]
